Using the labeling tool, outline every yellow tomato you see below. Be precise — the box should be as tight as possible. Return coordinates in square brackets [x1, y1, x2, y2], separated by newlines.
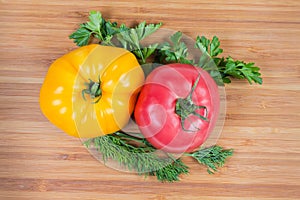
[40, 44, 144, 138]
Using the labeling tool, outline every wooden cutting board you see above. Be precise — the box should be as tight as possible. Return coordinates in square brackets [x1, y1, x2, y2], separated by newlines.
[1, 0, 300, 199]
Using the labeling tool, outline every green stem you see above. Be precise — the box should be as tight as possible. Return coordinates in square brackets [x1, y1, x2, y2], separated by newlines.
[175, 74, 209, 132]
[81, 77, 102, 103]
[115, 132, 144, 142]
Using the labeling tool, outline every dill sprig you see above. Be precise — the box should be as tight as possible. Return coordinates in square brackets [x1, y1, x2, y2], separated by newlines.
[84, 132, 233, 182]
[84, 132, 189, 182]
[186, 146, 234, 174]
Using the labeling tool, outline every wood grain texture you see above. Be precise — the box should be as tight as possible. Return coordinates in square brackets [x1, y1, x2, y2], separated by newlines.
[1, 0, 300, 199]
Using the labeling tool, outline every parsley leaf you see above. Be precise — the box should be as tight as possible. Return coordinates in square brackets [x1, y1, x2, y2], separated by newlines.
[157, 33, 262, 85]
[116, 21, 162, 63]
[158, 31, 194, 64]
[218, 57, 263, 84]
[195, 35, 262, 84]
[69, 11, 129, 46]
[69, 26, 92, 46]
[132, 43, 159, 63]
[70, 11, 161, 64]
[195, 35, 223, 70]
[195, 35, 223, 58]
[136, 21, 162, 41]
[84, 11, 102, 36]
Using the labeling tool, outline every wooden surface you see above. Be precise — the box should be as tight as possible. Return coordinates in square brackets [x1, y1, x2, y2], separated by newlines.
[1, 0, 300, 199]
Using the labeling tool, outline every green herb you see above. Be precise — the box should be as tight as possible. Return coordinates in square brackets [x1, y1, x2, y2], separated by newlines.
[70, 11, 262, 84]
[84, 133, 233, 181]
[132, 43, 158, 64]
[195, 35, 262, 84]
[149, 158, 189, 182]
[157, 32, 224, 84]
[116, 21, 162, 64]
[84, 132, 189, 182]
[215, 56, 263, 84]
[69, 11, 161, 64]
[69, 11, 128, 46]
[117, 21, 162, 46]
[195, 35, 223, 58]
[158, 31, 193, 64]
[185, 146, 233, 174]
[157, 32, 262, 84]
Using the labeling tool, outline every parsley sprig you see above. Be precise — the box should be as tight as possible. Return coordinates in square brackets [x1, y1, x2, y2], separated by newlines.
[158, 31, 262, 84]
[158, 31, 193, 64]
[69, 11, 128, 46]
[195, 35, 262, 84]
[70, 11, 161, 64]
[70, 11, 262, 84]
[116, 21, 162, 64]
[215, 56, 263, 84]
